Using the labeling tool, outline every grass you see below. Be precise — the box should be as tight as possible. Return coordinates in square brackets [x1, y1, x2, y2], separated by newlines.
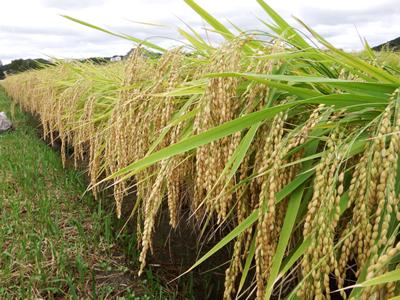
[0, 88, 174, 299]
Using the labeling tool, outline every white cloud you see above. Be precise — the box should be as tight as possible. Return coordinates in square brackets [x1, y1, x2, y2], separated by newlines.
[42, 0, 106, 9]
[0, 0, 399, 64]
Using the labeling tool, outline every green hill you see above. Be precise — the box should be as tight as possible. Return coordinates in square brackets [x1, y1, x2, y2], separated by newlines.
[373, 36, 400, 51]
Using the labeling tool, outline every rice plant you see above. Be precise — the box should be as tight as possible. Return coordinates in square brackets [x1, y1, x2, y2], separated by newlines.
[2, 1, 400, 299]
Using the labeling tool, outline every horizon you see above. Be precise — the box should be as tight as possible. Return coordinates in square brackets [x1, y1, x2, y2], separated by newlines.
[1, 0, 399, 64]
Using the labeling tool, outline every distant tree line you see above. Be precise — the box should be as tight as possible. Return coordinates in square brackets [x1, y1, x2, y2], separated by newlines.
[0, 58, 54, 79]
[0, 61, 3, 80]
[0, 48, 162, 80]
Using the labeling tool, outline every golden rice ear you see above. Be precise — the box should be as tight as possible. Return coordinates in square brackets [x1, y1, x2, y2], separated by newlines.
[194, 41, 245, 222]
[138, 161, 169, 276]
[298, 127, 343, 299]
[362, 241, 400, 298]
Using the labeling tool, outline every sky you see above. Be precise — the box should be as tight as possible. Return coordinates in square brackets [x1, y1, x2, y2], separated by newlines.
[0, 0, 399, 64]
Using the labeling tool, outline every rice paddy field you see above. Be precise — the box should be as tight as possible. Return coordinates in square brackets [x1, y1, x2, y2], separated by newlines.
[1, 0, 400, 299]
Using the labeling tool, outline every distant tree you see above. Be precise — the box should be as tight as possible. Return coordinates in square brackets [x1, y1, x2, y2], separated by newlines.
[81, 57, 110, 64]
[0, 60, 5, 80]
[124, 48, 162, 59]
